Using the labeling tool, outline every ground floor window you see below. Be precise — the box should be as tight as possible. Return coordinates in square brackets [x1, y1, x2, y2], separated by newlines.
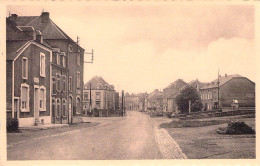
[21, 84, 29, 112]
[57, 99, 61, 116]
[62, 99, 66, 116]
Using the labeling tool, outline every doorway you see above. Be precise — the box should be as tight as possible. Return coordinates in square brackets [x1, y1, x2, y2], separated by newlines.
[68, 96, 72, 124]
[14, 98, 19, 119]
[34, 87, 39, 124]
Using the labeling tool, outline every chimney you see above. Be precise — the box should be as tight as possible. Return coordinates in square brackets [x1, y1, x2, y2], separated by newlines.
[9, 14, 18, 23]
[225, 74, 228, 77]
[36, 30, 43, 43]
[41, 12, 50, 23]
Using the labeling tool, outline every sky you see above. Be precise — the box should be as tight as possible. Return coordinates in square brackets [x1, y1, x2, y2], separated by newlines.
[6, 4, 256, 94]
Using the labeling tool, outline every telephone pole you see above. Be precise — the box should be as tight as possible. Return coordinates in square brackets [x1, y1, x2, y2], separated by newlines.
[122, 90, 124, 116]
[217, 69, 220, 109]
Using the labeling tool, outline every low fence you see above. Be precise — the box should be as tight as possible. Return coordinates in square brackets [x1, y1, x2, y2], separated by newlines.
[83, 109, 124, 117]
[178, 107, 255, 120]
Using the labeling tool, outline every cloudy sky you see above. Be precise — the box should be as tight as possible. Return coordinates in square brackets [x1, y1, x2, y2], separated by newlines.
[7, 4, 256, 93]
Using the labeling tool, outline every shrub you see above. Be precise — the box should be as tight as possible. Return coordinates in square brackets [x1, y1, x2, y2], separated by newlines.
[225, 121, 255, 134]
[7, 118, 19, 132]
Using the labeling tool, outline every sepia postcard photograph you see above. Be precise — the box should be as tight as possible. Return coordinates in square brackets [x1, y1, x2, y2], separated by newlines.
[0, 0, 259, 165]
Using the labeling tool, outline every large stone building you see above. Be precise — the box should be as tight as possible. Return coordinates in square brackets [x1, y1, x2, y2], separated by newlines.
[200, 74, 255, 111]
[83, 76, 116, 116]
[7, 12, 85, 126]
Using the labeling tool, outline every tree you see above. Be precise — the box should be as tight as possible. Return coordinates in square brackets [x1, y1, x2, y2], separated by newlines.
[176, 86, 203, 114]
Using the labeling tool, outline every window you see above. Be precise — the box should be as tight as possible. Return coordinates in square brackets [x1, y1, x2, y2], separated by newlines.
[22, 57, 28, 79]
[96, 101, 100, 109]
[77, 54, 80, 66]
[84, 93, 89, 101]
[76, 97, 81, 114]
[62, 75, 66, 92]
[21, 84, 29, 112]
[52, 78, 56, 94]
[105, 92, 108, 100]
[40, 52, 46, 77]
[96, 92, 101, 100]
[57, 53, 60, 65]
[57, 99, 61, 116]
[39, 87, 46, 111]
[62, 99, 66, 117]
[62, 56, 66, 67]
[77, 72, 80, 88]
[56, 74, 61, 92]
[69, 76, 72, 92]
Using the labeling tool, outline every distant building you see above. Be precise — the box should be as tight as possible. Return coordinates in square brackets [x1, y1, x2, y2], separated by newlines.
[145, 89, 164, 113]
[83, 76, 116, 116]
[162, 79, 187, 113]
[124, 94, 140, 111]
[200, 74, 255, 111]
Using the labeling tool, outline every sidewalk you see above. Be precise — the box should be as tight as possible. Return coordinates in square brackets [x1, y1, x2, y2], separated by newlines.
[19, 123, 69, 131]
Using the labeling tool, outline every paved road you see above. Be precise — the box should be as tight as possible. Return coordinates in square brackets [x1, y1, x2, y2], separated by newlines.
[8, 111, 163, 160]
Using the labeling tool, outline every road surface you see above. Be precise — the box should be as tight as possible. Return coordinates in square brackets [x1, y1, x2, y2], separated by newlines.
[7, 111, 186, 160]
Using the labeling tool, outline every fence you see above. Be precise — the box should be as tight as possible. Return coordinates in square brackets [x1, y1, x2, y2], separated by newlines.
[178, 107, 255, 120]
[83, 109, 124, 117]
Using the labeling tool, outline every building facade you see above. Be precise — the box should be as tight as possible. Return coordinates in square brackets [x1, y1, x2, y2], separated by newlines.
[6, 18, 52, 127]
[7, 12, 85, 126]
[200, 74, 255, 111]
[83, 76, 116, 116]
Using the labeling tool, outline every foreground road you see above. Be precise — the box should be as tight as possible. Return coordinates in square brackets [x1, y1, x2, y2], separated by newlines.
[8, 111, 163, 160]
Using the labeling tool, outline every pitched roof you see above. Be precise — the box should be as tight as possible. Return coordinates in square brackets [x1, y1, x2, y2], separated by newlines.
[200, 74, 242, 89]
[165, 79, 187, 89]
[6, 40, 29, 60]
[10, 13, 83, 50]
[84, 76, 114, 90]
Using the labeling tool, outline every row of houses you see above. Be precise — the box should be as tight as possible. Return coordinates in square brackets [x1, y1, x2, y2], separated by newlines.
[6, 12, 85, 127]
[125, 74, 255, 114]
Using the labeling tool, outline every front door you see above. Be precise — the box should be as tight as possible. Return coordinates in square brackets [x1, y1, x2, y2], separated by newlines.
[68, 97, 72, 124]
[34, 87, 39, 124]
[14, 98, 19, 119]
[52, 99, 56, 123]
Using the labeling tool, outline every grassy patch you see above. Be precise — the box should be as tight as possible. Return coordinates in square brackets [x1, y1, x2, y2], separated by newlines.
[159, 120, 230, 128]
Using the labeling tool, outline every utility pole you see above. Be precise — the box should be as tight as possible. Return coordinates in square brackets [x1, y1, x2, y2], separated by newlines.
[217, 69, 220, 110]
[122, 90, 124, 116]
[89, 83, 93, 117]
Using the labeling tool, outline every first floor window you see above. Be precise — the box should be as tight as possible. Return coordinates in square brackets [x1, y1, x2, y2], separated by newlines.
[84, 93, 89, 101]
[57, 74, 61, 91]
[69, 76, 72, 92]
[52, 78, 56, 94]
[77, 72, 80, 88]
[21, 85, 29, 112]
[96, 92, 101, 100]
[39, 87, 46, 111]
[22, 57, 28, 79]
[40, 52, 46, 77]
[77, 54, 80, 66]
[62, 75, 66, 92]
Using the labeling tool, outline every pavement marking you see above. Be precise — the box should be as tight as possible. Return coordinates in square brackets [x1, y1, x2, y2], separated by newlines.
[154, 127, 188, 159]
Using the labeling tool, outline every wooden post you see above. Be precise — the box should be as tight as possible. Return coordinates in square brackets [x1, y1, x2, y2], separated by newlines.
[189, 100, 191, 114]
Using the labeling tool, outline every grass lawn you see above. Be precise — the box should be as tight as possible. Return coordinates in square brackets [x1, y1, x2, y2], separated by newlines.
[154, 115, 255, 159]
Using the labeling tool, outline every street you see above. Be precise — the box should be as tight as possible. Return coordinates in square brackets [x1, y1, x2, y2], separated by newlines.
[7, 111, 186, 160]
